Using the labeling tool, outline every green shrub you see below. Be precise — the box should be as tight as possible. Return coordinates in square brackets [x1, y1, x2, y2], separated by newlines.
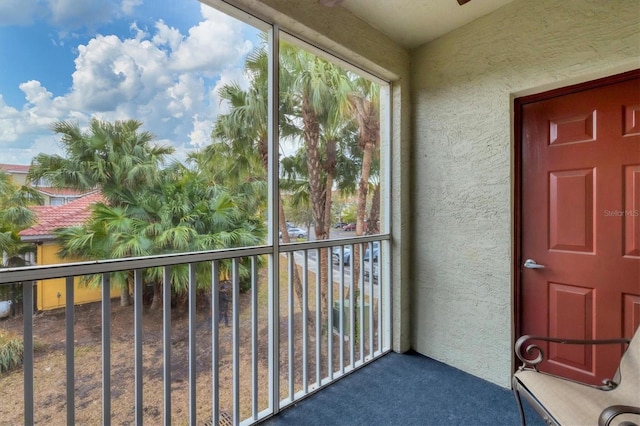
[0, 331, 24, 374]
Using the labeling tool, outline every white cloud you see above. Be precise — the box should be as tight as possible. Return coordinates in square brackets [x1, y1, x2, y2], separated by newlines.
[188, 114, 214, 148]
[0, 95, 22, 143]
[26, 134, 63, 158]
[21, 81, 53, 108]
[153, 20, 183, 52]
[166, 74, 205, 118]
[69, 34, 170, 111]
[170, 7, 253, 75]
[1, 3, 260, 165]
[129, 22, 148, 41]
[121, 0, 143, 15]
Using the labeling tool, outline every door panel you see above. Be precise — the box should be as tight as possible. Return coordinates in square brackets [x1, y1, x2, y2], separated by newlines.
[624, 165, 640, 257]
[548, 169, 594, 252]
[548, 283, 593, 372]
[519, 74, 640, 385]
[623, 294, 640, 338]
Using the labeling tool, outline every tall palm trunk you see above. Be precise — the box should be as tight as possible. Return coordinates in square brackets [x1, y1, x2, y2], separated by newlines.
[356, 141, 374, 233]
[260, 135, 314, 326]
[323, 139, 337, 239]
[352, 141, 374, 285]
[150, 281, 162, 310]
[352, 95, 379, 298]
[367, 184, 380, 234]
[121, 272, 133, 307]
[302, 95, 329, 318]
[302, 97, 327, 239]
[321, 138, 337, 313]
[278, 197, 311, 322]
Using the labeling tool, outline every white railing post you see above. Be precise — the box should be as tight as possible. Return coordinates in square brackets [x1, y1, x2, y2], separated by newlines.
[302, 251, 309, 394]
[65, 276, 75, 424]
[232, 259, 240, 424]
[101, 273, 111, 426]
[287, 252, 294, 401]
[162, 267, 171, 426]
[134, 270, 144, 426]
[211, 261, 220, 425]
[251, 256, 259, 420]
[23, 281, 34, 425]
[315, 248, 321, 388]
[188, 263, 197, 425]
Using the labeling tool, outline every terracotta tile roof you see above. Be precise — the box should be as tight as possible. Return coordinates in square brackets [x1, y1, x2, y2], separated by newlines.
[0, 163, 30, 173]
[29, 205, 52, 223]
[0, 164, 94, 197]
[20, 193, 105, 241]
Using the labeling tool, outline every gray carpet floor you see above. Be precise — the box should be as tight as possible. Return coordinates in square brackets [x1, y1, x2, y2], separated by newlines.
[261, 351, 544, 426]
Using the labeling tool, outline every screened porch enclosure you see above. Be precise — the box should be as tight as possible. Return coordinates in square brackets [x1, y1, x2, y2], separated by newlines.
[0, 0, 396, 423]
[0, 236, 390, 424]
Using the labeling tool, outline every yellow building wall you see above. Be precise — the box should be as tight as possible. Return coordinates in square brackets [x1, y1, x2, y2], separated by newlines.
[36, 242, 121, 311]
[8, 172, 28, 186]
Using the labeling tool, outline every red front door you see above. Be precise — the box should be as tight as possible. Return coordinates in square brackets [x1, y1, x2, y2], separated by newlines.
[519, 72, 640, 385]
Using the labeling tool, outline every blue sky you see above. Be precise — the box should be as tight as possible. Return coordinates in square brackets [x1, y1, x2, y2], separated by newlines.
[0, 0, 262, 165]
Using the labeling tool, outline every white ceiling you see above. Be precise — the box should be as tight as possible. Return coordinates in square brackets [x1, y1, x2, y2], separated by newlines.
[328, 0, 515, 49]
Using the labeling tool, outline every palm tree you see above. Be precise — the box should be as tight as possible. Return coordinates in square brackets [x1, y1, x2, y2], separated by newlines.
[31, 118, 174, 305]
[347, 77, 380, 238]
[280, 42, 374, 318]
[56, 202, 153, 303]
[279, 43, 335, 241]
[0, 171, 42, 266]
[330, 75, 380, 285]
[144, 162, 266, 309]
[29, 118, 174, 207]
[208, 40, 318, 319]
[56, 161, 266, 310]
[210, 40, 380, 323]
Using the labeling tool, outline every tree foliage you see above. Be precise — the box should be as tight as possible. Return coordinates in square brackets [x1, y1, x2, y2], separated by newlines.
[29, 35, 381, 315]
[34, 119, 266, 309]
[0, 171, 42, 266]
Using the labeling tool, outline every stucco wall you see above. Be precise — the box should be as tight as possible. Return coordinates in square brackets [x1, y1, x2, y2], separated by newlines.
[36, 242, 120, 311]
[411, 0, 640, 387]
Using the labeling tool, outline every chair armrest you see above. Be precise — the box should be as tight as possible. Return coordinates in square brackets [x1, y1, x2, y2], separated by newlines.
[599, 405, 640, 426]
[515, 335, 630, 370]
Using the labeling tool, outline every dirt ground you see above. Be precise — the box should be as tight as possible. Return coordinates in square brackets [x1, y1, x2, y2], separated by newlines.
[1, 297, 239, 425]
[0, 266, 377, 425]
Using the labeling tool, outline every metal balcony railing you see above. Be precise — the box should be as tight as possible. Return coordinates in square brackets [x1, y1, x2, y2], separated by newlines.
[0, 236, 390, 425]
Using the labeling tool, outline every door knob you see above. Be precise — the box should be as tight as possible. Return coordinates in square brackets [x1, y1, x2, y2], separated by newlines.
[524, 259, 545, 269]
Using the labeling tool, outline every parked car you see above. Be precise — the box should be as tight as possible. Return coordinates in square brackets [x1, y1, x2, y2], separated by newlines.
[332, 242, 379, 265]
[332, 246, 351, 265]
[364, 241, 379, 262]
[287, 227, 307, 239]
[342, 223, 356, 231]
[333, 222, 347, 228]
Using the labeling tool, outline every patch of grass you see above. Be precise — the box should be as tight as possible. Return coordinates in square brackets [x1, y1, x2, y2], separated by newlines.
[0, 330, 24, 374]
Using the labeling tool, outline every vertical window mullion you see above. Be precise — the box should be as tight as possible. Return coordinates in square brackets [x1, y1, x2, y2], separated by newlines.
[267, 23, 281, 416]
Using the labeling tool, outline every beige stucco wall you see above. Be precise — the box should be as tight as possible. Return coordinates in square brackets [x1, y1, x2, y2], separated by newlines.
[411, 0, 640, 387]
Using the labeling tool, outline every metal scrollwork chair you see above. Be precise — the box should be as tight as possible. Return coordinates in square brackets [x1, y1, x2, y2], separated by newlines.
[512, 326, 640, 426]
